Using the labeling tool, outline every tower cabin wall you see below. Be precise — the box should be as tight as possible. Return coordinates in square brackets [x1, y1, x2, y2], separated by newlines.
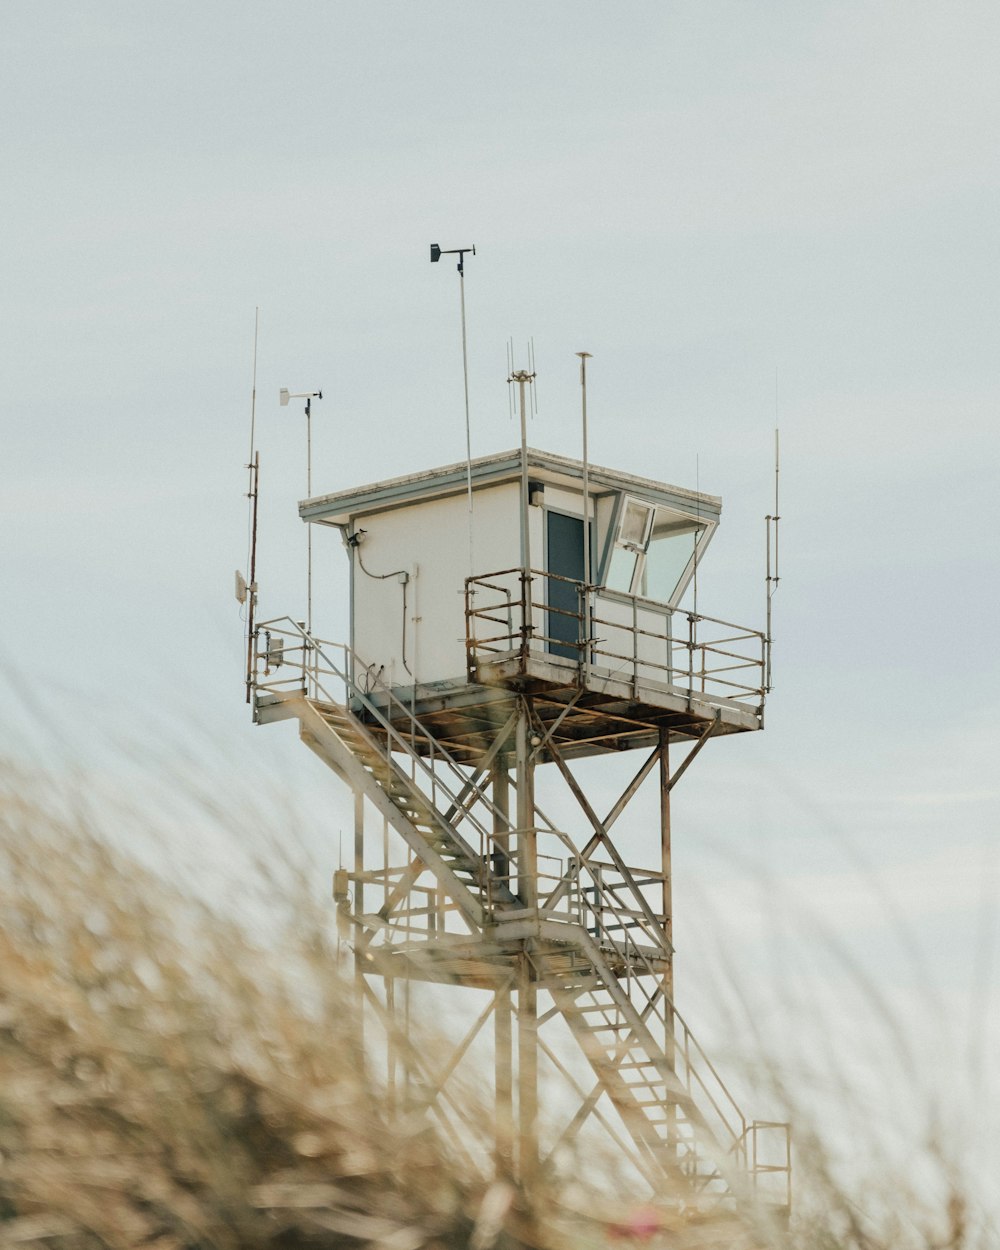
[350, 480, 535, 690]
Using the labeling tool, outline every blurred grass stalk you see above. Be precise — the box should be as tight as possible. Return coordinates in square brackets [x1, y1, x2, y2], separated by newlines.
[0, 755, 992, 1249]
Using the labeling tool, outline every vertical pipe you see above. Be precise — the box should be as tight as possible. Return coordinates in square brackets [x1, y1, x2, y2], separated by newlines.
[495, 983, 513, 1178]
[493, 764, 514, 1177]
[577, 352, 592, 676]
[306, 397, 312, 634]
[514, 700, 538, 1183]
[658, 728, 674, 994]
[492, 762, 511, 905]
[517, 954, 538, 1183]
[354, 790, 365, 1074]
[385, 975, 396, 1118]
[765, 427, 781, 694]
[460, 268, 474, 577]
[245, 451, 260, 704]
[659, 727, 676, 1153]
[515, 372, 533, 660]
[515, 701, 536, 907]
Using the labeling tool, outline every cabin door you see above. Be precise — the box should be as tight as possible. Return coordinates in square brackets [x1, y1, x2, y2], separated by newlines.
[545, 510, 588, 660]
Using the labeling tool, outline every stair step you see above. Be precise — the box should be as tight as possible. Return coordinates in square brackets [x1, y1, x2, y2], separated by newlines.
[621, 1072, 668, 1087]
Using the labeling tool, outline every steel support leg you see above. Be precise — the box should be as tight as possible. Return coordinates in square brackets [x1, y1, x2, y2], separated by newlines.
[515, 699, 538, 1183]
[659, 727, 677, 1155]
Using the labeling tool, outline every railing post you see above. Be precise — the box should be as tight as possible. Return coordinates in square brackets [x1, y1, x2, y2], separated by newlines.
[491, 762, 511, 921]
[631, 595, 639, 694]
[520, 567, 533, 667]
[464, 577, 474, 683]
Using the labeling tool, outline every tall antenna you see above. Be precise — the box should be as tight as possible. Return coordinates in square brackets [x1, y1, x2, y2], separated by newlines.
[508, 361, 536, 626]
[576, 352, 592, 672]
[244, 308, 261, 704]
[431, 243, 476, 573]
[693, 454, 700, 620]
[280, 388, 323, 633]
[248, 307, 259, 465]
[765, 427, 781, 691]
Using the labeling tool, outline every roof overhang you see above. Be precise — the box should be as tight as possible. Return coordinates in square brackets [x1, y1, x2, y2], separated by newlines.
[299, 447, 722, 527]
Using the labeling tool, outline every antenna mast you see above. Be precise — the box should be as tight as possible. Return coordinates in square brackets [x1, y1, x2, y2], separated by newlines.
[508, 363, 536, 626]
[245, 308, 261, 704]
[280, 388, 323, 633]
[765, 428, 780, 691]
[576, 351, 592, 675]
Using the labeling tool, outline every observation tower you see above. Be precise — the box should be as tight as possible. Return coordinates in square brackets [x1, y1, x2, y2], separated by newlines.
[246, 367, 789, 1216]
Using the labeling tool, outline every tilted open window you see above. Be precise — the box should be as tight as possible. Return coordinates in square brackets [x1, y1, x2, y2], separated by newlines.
[604, 496, 709, 604]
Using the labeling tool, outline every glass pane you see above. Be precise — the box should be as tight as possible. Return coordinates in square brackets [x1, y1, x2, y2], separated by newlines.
[619, 499, 652, 548]
[643, 523, 702, 602]
[607, 545, 638, 592]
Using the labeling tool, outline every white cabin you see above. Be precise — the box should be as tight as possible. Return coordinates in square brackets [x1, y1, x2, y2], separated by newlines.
[294, 447, 765, 760]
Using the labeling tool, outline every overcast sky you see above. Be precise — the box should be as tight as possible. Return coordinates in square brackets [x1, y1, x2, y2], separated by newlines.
[3, 0, 998, 1192]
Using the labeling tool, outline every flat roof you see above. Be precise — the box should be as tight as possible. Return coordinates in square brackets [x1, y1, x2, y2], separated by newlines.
[300, 447, 722, 526]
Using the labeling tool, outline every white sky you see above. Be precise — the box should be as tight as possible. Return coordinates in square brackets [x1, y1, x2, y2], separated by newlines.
[2, 0, 998, 1201]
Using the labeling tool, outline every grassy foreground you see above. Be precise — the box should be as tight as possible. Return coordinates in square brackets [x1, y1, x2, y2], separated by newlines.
[0, 759, 987, 1249]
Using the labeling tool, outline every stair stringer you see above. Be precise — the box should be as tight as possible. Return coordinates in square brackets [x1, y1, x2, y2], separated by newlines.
[532, 919, 736, 1196]
[291, 697, 489, 933]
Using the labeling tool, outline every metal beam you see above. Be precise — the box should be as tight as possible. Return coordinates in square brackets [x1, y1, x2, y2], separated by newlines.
[441, 709, 518, 826]
[416, 990, 500, 1109]
[356, 975, 487, 1175]
[544, 737, 670, 946]
[541, 746, 658, 911]
[536, 1035, 659, 1190]
[665, 710, 720, 793]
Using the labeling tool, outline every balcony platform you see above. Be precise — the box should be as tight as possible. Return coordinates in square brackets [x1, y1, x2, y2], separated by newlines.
[357, 649, 762, 765]
[353, 921, 672, 988]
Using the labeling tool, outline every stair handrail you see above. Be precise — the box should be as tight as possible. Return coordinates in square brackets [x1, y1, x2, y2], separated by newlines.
[539, 924, 741, 1184]
[731, 1119, 792, 1210]
[531, 830, 749, 1151]
[256, 618, 513, 877]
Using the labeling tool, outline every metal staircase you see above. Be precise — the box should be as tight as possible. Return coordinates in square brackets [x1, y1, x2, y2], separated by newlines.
[296, 698, 514, 932]
[253, 618, 790, 1211]
[539, 942, 731, 1197]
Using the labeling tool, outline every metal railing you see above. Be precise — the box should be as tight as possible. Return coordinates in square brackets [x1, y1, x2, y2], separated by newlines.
[254, 619, 507, 896]
[466, 567, 767, 710]
[745, 1119, 793, 1210]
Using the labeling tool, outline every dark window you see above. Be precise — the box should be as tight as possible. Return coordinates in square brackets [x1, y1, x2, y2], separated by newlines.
[546, 511, 587, 660]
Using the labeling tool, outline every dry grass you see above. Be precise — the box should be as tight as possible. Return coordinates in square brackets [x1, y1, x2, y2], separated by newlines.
[0, 755, 991, 1249]
[0, 763, 504, 1249]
